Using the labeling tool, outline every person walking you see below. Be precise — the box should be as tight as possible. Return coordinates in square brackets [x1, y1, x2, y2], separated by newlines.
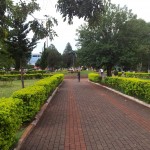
[77, 70, 80, 82]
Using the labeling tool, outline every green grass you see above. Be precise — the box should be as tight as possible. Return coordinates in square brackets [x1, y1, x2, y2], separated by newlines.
[0, 79, 39, 98]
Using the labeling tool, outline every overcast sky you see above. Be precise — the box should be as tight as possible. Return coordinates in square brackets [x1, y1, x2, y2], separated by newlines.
[32, 0, 150, 54]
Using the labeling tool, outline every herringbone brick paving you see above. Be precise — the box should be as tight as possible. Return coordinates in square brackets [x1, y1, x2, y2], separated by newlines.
[20, 79, 150, 150]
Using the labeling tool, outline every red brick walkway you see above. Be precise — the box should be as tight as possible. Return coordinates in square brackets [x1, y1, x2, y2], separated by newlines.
[20, 79, 150, 150]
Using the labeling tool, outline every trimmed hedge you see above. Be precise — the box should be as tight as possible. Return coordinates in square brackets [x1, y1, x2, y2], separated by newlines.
[0, 71, 5, 75]
[0, 98, 23, 150]
[0, 74, 52, 81]
[0, 74, 64, 149]
[34, 74, 64, 97]
[26, 70, 47, 74]
[88, 73, 102, 83]
[12, 85, 47, 122]
[12, 74, 64, 122]
[117, 72, 150, 79]
[104, 77, 150, 103]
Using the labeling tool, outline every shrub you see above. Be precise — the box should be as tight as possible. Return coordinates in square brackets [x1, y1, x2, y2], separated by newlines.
[125, 72, 150, 79]
[12, 85, 46, 122]
[88, 73, 102, 83]
[26, 70, 47, 74]
[0, 71, 5, 75]
[34, 74, 64, 96]
[0, 98, 23, 150]
[10, 71, 20, 74]
[104, 77, 150, 103]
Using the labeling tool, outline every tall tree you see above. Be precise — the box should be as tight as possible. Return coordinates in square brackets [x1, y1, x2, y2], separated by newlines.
[62, 43, 73, 68]
[38, 44, 61, 71]
[47, 44, 61, 71]
[117, 19, 150, 72]
[2, 0, 57, 87]
[76, 2, 136, 76]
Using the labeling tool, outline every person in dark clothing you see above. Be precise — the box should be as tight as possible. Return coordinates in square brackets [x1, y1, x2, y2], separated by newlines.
[77, 70, 80, 82]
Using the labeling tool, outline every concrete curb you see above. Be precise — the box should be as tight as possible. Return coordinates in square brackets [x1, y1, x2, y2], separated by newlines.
[88, 80, 150, 109]
[14, 81, 64, 150]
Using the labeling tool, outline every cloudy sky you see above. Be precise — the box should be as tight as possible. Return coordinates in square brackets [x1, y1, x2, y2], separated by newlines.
[31, 0, 150, 54]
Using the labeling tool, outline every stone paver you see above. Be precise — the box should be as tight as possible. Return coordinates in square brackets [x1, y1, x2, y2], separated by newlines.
[20, 79, 150, 150]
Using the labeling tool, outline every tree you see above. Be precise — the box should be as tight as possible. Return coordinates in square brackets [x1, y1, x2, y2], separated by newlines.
[2, 0, 57, 88]
[117, 19, 150, 72]
[76, 2, 137, 76]
[40, 42, 47, 70]
[38, 44, 61, 71]
[62, 43, 74, 68]
[47, 44, 61, 71]
[56, 0, 104, 25]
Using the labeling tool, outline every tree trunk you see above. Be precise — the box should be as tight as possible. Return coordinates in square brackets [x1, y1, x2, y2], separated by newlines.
[107, 65, 112, 77]
[20, 59, 24, 88]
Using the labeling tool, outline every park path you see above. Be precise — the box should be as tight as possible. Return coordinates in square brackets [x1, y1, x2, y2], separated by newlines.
[20, 78, 150, 150]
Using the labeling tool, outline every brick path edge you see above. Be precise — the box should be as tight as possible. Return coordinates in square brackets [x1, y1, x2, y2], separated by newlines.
[14, 81, 64, 150]
[88, 80, 150, 109]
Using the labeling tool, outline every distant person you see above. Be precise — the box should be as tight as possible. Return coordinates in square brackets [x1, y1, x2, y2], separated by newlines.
[99, 68, 104, 77]
[77, 70, 80, 82]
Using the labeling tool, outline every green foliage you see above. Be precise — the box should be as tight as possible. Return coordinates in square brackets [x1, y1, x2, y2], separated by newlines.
[26, 70, 47, 74]
[0, 97, 23, 150]
[76, 2, 137, 76]
[10, 71, 20, 74]
[12, 74, 63, 122]
[0, 74, 64, 149]
[62, 43, 74, 68]
[56, 0, 104, 25]
[12, 85, 46, 122]
[125, 72, 150, 79]
[37, 44, 62, 70]
[0, 71, 5, 75]
[88, 73, 102, 83]
[34, 74, 64, 96]
[0, 73, 50, 81]
[47, 44, 61, 70]
[2, 0, 57, 70]
[104, 77, 150, 103]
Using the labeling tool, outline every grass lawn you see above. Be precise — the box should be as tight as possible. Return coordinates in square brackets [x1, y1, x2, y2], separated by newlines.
[0, 79, 39, 98]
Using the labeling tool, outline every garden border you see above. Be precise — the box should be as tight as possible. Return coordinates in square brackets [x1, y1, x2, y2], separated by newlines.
[14, 81, 64, 150]
[88, 80, 150, 109]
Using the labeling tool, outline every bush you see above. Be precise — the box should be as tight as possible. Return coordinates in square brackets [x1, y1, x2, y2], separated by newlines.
[0, 73, 52, 80]
[104, 77, 150, 103]
[12, 85, 47, 122]
[10, 71, 20, 74]
[0, 74, 64, 150]
[0, 71, 5, 75]
[34, 74, 64, 96]
[0, 98, 23, 150]
[88, 73, 102, 83]
[26, 70, 47, 74]
[12, 74, 64, 122]
[125, 72, 150, 79]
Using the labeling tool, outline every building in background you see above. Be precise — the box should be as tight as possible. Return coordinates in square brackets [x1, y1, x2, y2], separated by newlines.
[28, 53, 41, 65]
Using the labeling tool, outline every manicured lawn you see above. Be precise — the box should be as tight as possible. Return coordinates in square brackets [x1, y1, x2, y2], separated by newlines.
[0, 79, 39, 98]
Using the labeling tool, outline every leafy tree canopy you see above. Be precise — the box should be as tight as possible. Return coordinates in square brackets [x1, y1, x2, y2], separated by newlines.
[76, 2, 138, 75]
[56, 0, 104, 25]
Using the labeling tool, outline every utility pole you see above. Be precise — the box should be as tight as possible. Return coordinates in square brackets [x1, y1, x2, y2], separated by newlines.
[44, 15, 49, 48]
